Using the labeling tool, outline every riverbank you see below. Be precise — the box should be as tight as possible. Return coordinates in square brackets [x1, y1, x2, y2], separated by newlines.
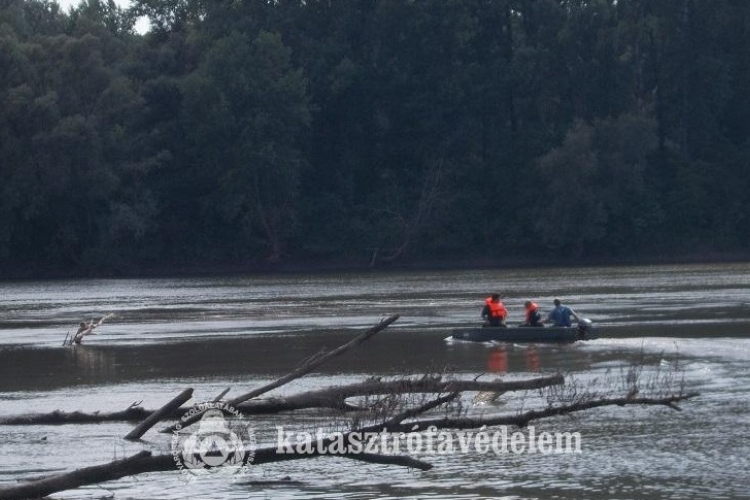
[1, 249, 747, 282]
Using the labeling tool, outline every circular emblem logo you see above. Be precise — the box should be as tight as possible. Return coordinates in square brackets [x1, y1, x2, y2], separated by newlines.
[171, 402, 255, 481]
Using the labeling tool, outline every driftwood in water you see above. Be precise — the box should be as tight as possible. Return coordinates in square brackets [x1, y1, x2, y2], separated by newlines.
[0, 314, 701, 500]
[64, 313, 115, 346]
[354, 392, 701, 434]
[0, 406, 150, 425]
[0, 375, 564, 426]
[213, 387, 231, 401]
[0, 317, 402, 427]
[124, 388, 193, 440]
[231, 315, 401, 405]
[162, 314, 401, 434]
[231, 374, 564, 414]
[2, 317, 399, 429]
[0, 444, 432, 500]
[0, 392, 699, 500]
[0, 451, 159, 500]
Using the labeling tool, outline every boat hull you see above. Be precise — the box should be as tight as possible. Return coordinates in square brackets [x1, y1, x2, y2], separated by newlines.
[451, 321, 598, 344]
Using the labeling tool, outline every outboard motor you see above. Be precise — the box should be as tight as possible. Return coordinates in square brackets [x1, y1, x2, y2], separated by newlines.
[576, 318, 598, 340]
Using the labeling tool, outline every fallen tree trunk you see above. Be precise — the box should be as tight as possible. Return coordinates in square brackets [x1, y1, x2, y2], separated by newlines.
[229, 315, 401, 406]
[0, 451, 157, 500]
[162, 315, 401, 433]
[0, 407, 150, 425]
[124, 388, 193, 440]
[0, 445, 431, 500]
[1, 318, 404, 428]
[355, 392, 701, 434]
[0, 375, 565, 425]
[0, 392, 698, 500]
[231, 374, 563, 414]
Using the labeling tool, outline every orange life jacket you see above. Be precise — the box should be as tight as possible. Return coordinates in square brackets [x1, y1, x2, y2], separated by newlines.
[525, 302, 539, 323]
[485, 297, 507, 319]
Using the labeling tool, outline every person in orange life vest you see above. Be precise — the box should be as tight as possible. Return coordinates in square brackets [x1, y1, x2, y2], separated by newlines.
[521, 301, 544, 327]
[481, 293, 507, 327]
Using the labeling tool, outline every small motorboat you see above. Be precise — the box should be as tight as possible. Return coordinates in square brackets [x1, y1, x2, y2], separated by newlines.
[451, 318, 599, 343]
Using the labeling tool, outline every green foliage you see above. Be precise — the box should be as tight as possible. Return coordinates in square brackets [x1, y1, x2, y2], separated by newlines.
[535, 114, 661, 256]
[176, 29, 310, 261]
[1, 0, 749, 276]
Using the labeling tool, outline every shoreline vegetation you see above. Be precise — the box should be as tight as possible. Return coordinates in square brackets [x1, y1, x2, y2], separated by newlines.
[2, 1, 749, 282]
[1, 252, 747, 282]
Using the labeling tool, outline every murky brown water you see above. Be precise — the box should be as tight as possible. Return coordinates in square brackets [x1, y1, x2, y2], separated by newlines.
[1, 263, 749, 499]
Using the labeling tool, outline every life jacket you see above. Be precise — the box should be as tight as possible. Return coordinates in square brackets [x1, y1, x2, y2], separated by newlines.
[525, 302, 540, 323]
[485, 297, 507, 319]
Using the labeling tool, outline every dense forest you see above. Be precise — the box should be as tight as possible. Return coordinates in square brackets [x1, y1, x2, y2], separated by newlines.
[1, 0, 749, 277]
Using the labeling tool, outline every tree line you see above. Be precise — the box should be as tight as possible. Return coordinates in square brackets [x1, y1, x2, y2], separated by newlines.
[1, 0, 748, 277]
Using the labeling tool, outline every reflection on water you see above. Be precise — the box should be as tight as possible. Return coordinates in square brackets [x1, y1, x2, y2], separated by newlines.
[483, 345, 542, 374]
[487, 347, 508, 373]
[524, 346, 540, 372]
[66, 347, 117, 379]
[0, 263, 749, 499]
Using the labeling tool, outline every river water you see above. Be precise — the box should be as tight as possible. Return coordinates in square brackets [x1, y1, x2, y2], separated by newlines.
[0, 263, 749, 499]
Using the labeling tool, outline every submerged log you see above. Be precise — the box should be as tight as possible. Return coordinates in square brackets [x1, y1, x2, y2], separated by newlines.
[0, 375, 565, 426]
[0, 407, 150, 426]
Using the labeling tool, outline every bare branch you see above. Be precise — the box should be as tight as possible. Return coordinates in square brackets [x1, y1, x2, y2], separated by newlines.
[230, 315, 400, 406]
[160, 315, 400, 433]
[361, 392, 700, 434]
[68, 313, 115, 345]
[382, 392, 460, 428]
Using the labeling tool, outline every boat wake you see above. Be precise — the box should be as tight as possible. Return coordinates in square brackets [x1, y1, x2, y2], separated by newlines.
[586, 336, 750, 362]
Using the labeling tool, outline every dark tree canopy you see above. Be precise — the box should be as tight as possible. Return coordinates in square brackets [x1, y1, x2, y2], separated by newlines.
[1, 0, 748, 276]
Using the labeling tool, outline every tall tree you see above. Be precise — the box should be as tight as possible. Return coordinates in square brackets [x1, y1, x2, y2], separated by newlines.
[181, 30, 310, 261]
[534, 113, 659, 256]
